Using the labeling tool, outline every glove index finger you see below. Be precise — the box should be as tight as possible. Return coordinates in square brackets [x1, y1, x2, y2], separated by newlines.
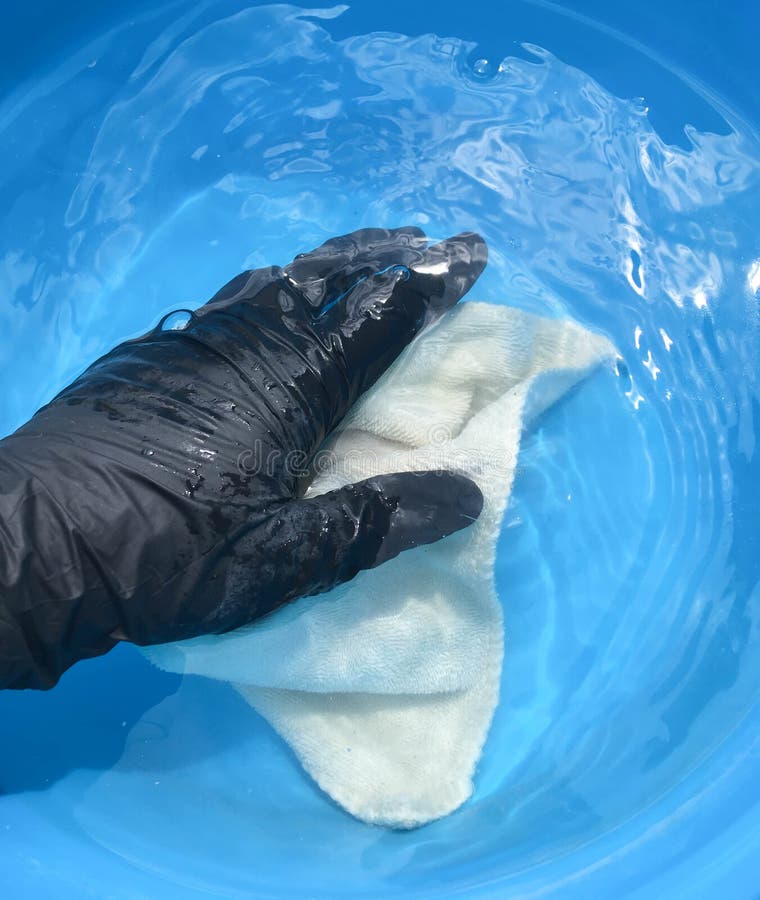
[321, 231, 488, 404]
[408, 231, 489, 320]
[283, 226, 428, 309]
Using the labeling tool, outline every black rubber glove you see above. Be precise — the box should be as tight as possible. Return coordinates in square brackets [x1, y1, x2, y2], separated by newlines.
[0, 227, 487, 690]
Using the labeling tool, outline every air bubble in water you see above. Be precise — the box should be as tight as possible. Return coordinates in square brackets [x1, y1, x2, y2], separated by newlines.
[158, 309, 194, 331]
[471, 58, 491, 78]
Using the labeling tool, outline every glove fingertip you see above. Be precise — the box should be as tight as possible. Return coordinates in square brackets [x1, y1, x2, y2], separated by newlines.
[370, 469, 483, 567]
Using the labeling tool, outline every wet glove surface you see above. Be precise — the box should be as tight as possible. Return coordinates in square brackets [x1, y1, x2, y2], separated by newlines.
[0, 227, 487, 690]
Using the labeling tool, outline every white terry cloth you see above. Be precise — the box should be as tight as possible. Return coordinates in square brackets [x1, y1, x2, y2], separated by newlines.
[143, 301, 615, 829]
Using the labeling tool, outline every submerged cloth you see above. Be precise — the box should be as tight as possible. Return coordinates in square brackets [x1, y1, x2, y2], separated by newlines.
[144, 301, 615, 828]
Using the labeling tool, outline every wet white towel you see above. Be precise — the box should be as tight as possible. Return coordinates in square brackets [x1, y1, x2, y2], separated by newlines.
[144, 301, 615, 828]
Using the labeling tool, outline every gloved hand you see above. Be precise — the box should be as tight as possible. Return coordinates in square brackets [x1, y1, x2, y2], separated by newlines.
[0, 227, 488, 690]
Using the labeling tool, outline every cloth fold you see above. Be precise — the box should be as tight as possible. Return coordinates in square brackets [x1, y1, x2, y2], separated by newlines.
[144, 301, 615, 828]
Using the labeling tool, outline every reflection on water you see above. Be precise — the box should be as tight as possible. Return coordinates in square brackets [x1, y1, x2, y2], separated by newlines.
[0, 1, 759, 896]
